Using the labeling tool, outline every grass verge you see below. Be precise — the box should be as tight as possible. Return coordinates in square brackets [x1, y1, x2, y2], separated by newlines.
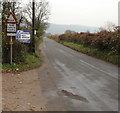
[2, 53, 42, 73]
[55, 40, 119, 65]
[2, 37, 43, 73]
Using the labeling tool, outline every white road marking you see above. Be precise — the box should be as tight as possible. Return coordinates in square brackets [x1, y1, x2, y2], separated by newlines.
[80, 60, 118, 79]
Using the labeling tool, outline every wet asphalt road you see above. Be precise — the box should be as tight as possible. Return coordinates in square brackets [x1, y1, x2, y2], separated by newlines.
[38, 37, 118, 111]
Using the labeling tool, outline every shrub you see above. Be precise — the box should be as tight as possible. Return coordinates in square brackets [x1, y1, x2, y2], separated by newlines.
[2, 34, 29, 64]
[50, 30, 119, 54]
[12, 40, 28, 63]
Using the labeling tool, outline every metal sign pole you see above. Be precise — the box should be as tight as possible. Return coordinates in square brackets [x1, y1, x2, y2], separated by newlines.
[5, 11, 17, 65]
[10, 36, 13, 64]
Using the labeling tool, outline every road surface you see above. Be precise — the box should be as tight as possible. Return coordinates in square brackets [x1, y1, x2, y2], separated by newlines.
[38, 37, 118, 111]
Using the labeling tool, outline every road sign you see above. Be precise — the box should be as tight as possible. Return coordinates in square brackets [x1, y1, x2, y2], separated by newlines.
[16, 30, 31, 43]
[5, 12, 17, 24]
[7, 24, 16, 32]
[7, 33, 16, 36]
[5, 12, 17, 64]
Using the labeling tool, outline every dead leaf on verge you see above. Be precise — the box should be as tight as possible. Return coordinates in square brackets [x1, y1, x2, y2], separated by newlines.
[29, 106, 36, 111]
[19, 81, 22, 84]
[32, 106, 36, 108]
[40, 106, 47, 111]
[27, 103, 31, 105]
[29, 108, 35, 111]
[12, 92, 16, 94]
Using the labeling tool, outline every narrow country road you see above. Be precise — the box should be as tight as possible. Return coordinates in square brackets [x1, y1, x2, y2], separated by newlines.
[38, 37, 118, 111]
[2, 37, 118, 111]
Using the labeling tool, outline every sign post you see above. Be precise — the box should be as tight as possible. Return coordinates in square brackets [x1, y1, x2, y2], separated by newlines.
[10, 36, 13, 64]
[5, 12, 17, 64]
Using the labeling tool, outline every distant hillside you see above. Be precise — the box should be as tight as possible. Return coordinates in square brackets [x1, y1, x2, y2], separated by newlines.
[46, 23, 99, 35]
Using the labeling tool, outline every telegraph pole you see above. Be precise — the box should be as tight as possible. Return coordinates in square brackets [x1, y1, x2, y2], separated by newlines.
[118, 1, 120, 28]
[32, 0, 35, 52]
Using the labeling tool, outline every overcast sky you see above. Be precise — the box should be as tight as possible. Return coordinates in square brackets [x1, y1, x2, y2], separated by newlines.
[46, 0, 119, 27]
[23, 0, 119, 27]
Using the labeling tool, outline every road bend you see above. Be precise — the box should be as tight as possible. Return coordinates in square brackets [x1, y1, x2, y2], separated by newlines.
[38, 37, 118, 111]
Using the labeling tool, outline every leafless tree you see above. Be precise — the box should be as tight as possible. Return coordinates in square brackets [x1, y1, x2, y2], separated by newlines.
[23, 0, 50, 36]
[2, 1, 22, 30]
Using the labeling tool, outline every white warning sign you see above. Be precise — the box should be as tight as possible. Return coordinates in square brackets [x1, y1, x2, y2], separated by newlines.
[7, 24, 16, 32]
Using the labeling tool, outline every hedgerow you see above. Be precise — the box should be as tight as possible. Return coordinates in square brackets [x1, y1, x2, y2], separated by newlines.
[49, 30, 119, 54]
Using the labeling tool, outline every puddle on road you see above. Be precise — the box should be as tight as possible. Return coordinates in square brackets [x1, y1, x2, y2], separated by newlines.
[61, 90, 89, 102]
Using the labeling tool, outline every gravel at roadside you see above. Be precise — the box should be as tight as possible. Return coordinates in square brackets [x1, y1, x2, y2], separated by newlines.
[2, 67, 47, 111]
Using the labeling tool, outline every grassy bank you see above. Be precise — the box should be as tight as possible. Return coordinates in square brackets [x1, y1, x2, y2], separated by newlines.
[54, 40, 119, 65]
[2, 37, 43, 73]
[2, 53, 42, 72]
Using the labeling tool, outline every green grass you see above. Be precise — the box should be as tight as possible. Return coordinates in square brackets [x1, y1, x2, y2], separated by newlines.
[55, 40, 119, 65]
[2, 53, 42, 71]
